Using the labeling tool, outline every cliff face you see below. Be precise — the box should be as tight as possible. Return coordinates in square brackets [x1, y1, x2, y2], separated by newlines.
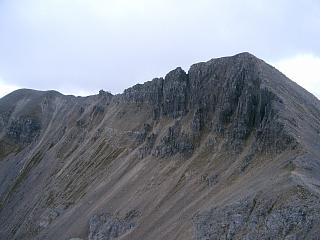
[0, 53, 320, 240]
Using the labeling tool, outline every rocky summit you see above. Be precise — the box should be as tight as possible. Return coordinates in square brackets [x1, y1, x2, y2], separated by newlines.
[0, 52, 320, 240]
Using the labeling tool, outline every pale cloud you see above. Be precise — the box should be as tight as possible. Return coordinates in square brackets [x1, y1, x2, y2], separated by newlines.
[0, 0, 319, 97]
[274, 54, 320, 99]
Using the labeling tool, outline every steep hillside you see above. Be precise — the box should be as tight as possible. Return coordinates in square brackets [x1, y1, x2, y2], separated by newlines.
[0, 52, 320, 240]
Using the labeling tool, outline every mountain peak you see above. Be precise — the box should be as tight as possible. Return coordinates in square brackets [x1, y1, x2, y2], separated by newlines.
[234, 51, 257, 58]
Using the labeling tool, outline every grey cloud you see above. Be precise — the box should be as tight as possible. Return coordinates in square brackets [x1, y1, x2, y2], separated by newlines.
[0, 0, 319, 95]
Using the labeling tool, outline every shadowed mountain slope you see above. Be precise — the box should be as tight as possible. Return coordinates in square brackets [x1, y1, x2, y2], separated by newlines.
[0, 52, 320, 240]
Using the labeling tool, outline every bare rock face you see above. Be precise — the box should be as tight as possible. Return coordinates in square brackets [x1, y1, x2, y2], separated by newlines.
[193, 189, 320, 240]
[162, 67, 189, 118]
[153, 121, 194, 158]
[6, 117, 41, 143]
[88, 210, 139, 240]
[0, 53, 320, 240]
[123, 54, 295, 152]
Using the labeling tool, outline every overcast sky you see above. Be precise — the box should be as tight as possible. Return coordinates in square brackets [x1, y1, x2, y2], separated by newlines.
[0, 0, 319, 98]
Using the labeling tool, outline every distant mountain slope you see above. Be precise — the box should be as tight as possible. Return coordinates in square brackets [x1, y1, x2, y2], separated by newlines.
[0, 52, 320, 240]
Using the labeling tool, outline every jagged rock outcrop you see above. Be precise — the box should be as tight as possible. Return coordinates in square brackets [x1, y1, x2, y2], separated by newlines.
[193, 188, 320, 239]
[88, 210, 139, 240]
[0, 53, 320, 240]
[153, 121, 194, 158]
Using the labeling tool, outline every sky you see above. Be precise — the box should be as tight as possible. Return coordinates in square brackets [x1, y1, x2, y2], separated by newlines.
[0, 0, 319, 98]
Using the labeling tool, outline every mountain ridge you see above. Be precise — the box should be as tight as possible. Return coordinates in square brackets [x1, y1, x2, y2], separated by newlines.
[0, 52, 320, 240]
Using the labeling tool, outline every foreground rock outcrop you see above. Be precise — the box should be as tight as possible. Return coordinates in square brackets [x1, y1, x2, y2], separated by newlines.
[0, 52, 320, 240]
[194, 188, 320, 239]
